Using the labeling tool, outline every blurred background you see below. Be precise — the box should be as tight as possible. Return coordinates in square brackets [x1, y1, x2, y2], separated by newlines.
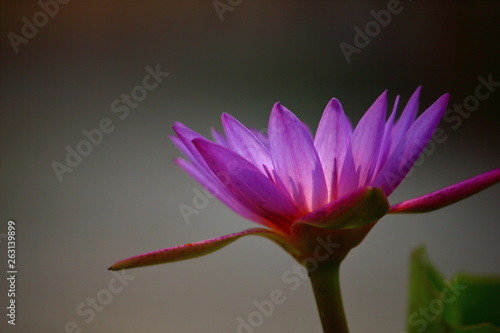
[1, 1, 499, 332]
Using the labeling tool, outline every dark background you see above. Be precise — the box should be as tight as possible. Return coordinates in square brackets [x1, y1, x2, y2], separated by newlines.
[1, 1, 499, 332]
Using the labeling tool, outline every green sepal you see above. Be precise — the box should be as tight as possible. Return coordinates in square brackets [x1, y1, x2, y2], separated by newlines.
[293, 187, 389, 230]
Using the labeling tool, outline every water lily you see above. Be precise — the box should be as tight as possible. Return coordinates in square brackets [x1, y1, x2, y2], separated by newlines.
[109, 88, 500, 333]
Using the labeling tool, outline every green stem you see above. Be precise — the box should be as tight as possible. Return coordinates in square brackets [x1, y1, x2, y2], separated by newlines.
[308, 262, 349, 333]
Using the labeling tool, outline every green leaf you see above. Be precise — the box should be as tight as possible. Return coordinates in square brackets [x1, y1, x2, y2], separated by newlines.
[407, 247, 500, 333]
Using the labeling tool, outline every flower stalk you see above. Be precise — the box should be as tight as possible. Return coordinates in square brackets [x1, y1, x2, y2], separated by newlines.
[309, 262, 349, 333]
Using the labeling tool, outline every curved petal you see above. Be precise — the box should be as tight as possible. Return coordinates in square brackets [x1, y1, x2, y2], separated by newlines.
[372, 93, 450, 195]
[269, 102, 328, 212]
[314, 98, 351, 199]
[373, 95, 399, 176]
[174, 157, 267, 225]
[337, 144, 359, 198]
[395, 93, 450, 186]
[211, 127, 230, 148]
[389, 86, 421, 152]
[170, 135, 195, 165]
[293, 187, 389, 230]
[173, 122, 212, 172]
[173, 128, 271, 225]
[108, 228, 300, 271]
[250, 128, 270, 150]
[222, 113, 275, 177]
[193, 137, 301, 230]
[390, 168, 500, 213]
[351, 91, 387, 186]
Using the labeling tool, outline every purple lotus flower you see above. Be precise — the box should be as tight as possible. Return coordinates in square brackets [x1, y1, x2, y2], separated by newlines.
[109, 88, 499, 332]
[110, 88, 499, 270]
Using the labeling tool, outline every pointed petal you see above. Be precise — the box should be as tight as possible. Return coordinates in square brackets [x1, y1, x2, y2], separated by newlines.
[396, 93, 450, 178]
[108, 228, 300, 271]
[211, 127, 229, 148]
[172, 126, 269, 224]
[170, 135, 195, 165]
[351, 91, 387, 185]
[390, 168, 500, 213]
[173, 122, 212, 172]
[250, 128, 270, 149]
[374, 95, 399, 175]
[337, 144, 360, 198]
[314, 99, 351, 199]
[373, 93, 450, 195]
[222, 113, 274, 176]
[174, 158, 267, 225]
[193, 137, 301, 230]
[390, 86, 421, 152]
[172, 129, 275, 226]
[269, 103, 328, 212]
[293, 187, 389, 230]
